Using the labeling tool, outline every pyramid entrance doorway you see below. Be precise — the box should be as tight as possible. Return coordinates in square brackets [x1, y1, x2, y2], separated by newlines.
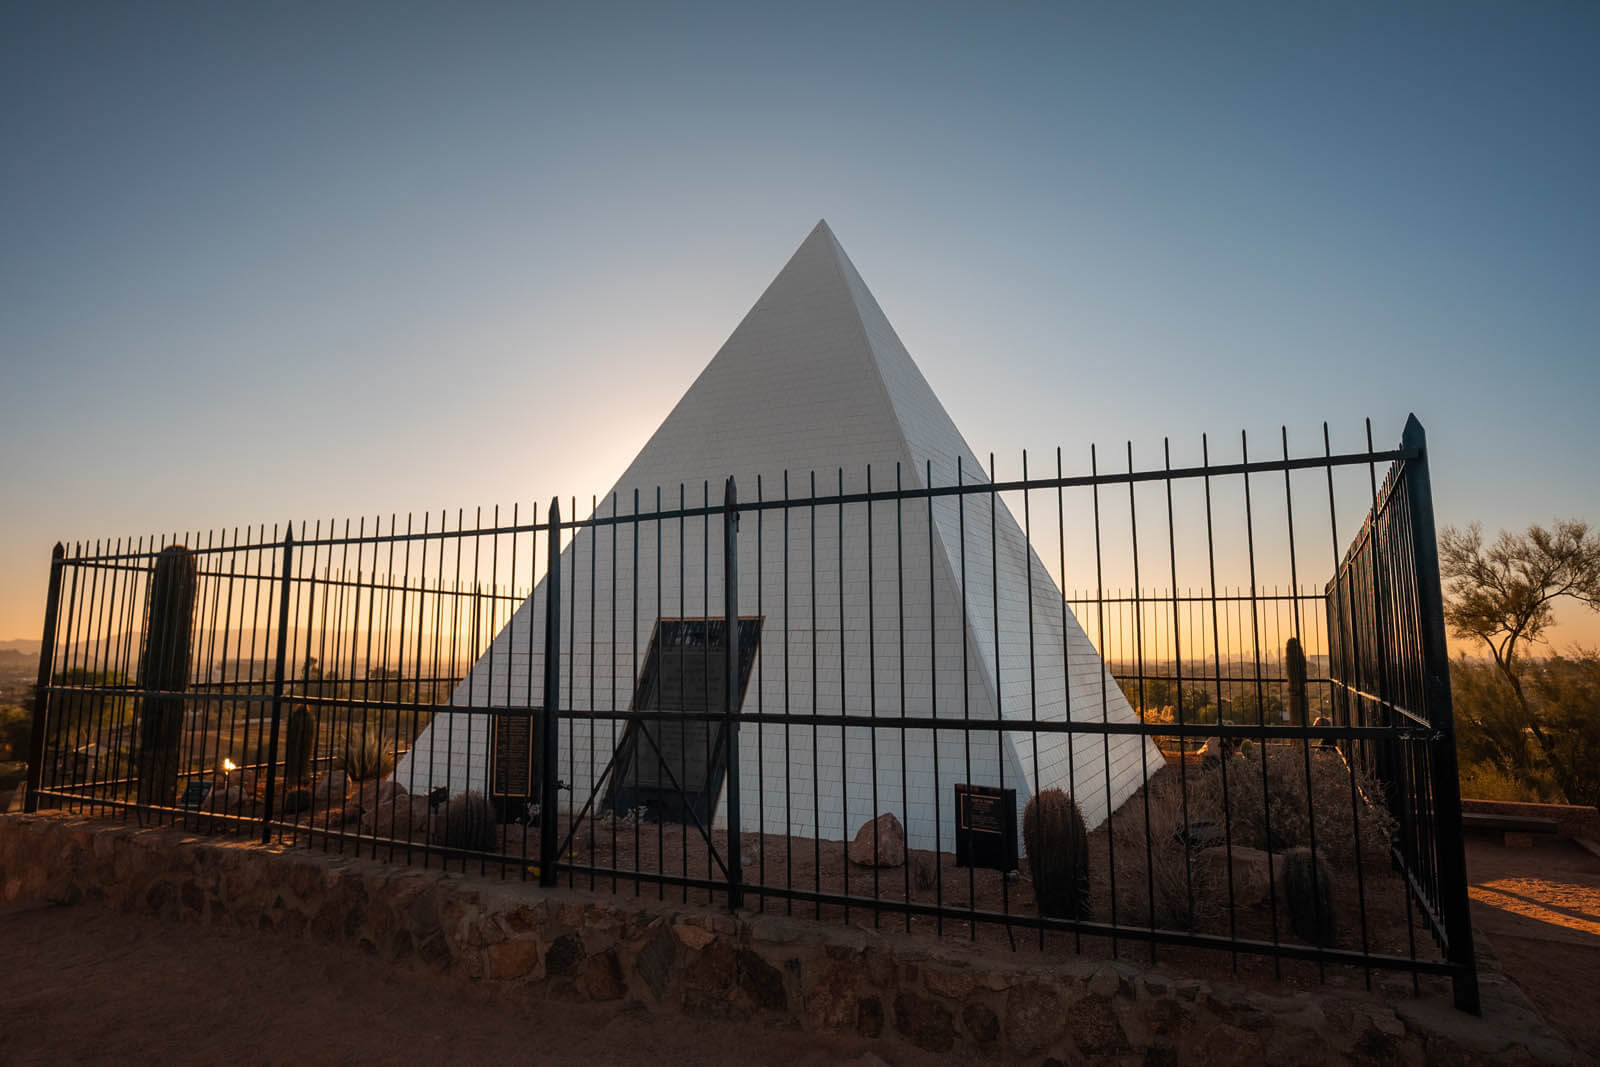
[604, 617, 762, 826]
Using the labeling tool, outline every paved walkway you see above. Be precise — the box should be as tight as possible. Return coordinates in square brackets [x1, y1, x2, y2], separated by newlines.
[1466, 834, 1600, 1066]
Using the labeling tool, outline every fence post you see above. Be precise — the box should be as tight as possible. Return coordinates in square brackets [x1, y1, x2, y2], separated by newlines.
[1401, 415, 1480, 1014]
[723, 476, 743, 911]
[540, 498, 562, 887]
[262, 526, 294, 844]
[23, 544, 66, 814]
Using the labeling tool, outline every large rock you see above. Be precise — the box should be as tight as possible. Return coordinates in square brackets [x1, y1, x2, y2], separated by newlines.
[360, 794, 430, 839]
[848, 813, 906, 868]
[352, 779, 404, 811]
[311, 770, 348, 806]
[1194, 845, 1275, 908]
[894, 991, 955, 1053]
[202, 783, 243, 814]
[1005, 982, 1066, 1055]
[344, 779, 407, 829]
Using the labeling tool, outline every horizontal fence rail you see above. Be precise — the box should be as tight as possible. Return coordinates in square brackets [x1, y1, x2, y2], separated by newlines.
[23, 419, 1477, 1009]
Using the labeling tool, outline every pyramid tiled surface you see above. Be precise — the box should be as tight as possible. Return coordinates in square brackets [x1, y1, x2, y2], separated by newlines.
[397, 222, 1159, 848]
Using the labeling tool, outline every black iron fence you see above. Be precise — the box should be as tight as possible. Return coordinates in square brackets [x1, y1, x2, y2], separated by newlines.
[23, 417, 1478, 1010]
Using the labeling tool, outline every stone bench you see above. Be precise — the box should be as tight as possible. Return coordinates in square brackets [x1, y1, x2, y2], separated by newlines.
[1462, 811, 1558, 848]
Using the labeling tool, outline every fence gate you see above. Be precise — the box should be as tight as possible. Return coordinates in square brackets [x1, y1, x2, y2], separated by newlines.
[1325, 415, 1478, 1013]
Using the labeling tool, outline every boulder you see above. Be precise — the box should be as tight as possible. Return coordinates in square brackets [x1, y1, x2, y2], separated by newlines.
[848, 813, 906, 868]
[204, 785, 244, 814]
[348, 778, 406, 814]
[311, 769, 348, 806]
[1194, 845, 1275, 907]
[360, 794, 431, 840]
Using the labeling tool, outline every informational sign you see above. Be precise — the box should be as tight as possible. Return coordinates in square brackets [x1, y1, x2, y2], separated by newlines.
[490, 709, 537, 801]
[954, 784, 1017, 871]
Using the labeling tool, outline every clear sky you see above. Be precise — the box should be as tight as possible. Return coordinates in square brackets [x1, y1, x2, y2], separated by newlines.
[2, 2, 1597, 648]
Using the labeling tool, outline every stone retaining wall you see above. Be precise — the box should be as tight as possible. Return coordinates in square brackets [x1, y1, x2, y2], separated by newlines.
[0, 813, 1570, 1065]
[1462, 798, 1600, 841]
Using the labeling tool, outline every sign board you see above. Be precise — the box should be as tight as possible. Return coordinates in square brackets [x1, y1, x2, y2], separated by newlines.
[954, 784, 1017, 871]
[490, 708, 538, 802]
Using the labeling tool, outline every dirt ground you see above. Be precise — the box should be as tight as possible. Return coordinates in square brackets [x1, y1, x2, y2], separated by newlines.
[0, 901, 943, 1067]
[1465, 833, 1600, 1066]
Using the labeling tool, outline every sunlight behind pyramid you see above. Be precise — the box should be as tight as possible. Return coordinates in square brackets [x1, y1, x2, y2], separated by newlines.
[396, 221, 1159, 849]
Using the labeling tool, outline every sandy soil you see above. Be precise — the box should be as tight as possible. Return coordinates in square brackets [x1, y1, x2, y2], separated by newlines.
[1465, 834, 1600, 1066]
[189, 754, 1433, 996]
[0, 902, 940, 1067]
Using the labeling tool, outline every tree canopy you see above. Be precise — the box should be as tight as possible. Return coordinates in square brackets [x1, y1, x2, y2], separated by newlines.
[1439, 519, 1600, 807]
[1439, 519, 1600, 681]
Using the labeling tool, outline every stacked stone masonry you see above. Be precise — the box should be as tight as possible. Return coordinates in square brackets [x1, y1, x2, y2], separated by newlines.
[0, 814, 1570, 1065]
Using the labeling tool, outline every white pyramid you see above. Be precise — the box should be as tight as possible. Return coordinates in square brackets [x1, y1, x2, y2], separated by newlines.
[397, 221, 1159, 850]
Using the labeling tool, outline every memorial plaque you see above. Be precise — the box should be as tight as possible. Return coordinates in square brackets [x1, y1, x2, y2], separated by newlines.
[490, 709, 537, 802]
[954, 784, 1017, 871]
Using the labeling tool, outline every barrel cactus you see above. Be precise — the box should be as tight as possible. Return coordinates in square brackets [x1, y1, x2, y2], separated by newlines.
[436, 790, 499, 853]
[1022, 788, 1091, 920]
[1281, 846, 1336, 946]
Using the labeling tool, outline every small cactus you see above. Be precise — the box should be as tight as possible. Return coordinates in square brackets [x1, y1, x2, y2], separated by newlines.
[281, 787, 312, 815]
[284, 705, 316, 788]
[1022, 789, 1091, 920]
[1281, 847, 1336, 946]
[436, 790, 499, 853]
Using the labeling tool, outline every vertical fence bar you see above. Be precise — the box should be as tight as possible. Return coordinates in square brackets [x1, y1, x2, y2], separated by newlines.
[541, 498, 562, 887]
[1400, 415, 1480, 1013]
[262, 527, 294, 844]
[723, 476, 743, 910]
[23, 544, 66, 814]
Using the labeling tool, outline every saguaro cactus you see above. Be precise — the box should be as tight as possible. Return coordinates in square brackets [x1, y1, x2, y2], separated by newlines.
[136, 546, 197, 807]
[284, 704, 315, 789]
[1286, 637, 1309, 726]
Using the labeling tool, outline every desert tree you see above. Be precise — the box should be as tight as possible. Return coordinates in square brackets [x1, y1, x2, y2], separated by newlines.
[1439, 519, 1600, 804]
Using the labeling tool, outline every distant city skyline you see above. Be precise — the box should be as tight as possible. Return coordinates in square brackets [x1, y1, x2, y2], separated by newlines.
[3, 2, 1597, 650]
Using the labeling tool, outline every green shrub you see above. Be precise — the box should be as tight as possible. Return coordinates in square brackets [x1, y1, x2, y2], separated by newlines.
[1022, 788, 1090, 920]
[0, 704, 30, 763]
[1281, 847, 1336, 946]
[437, 790, 498, 853]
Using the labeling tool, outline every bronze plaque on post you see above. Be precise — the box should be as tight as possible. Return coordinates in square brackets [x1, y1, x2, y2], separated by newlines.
[955, 784, 1018, 871]
[490, 709, 537, 802]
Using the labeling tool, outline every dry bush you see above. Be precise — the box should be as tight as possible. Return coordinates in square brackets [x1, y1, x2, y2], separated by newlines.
[1112, 784, 1226, 932]
[1107, 744, 1394, 936]
[340, 730, 395, 782]
[1184, 744, 1393, 865]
